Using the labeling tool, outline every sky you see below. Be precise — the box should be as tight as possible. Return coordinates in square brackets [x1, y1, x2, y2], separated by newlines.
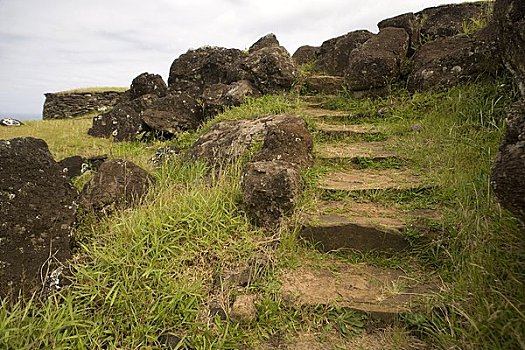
[0, 0, 475, 119]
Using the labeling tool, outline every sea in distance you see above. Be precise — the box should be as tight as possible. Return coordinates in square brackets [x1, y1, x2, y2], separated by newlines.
[0, 112, 42, 121]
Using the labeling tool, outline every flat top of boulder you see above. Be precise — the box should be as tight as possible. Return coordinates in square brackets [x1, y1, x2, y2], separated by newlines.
[418, 2, 487, 39]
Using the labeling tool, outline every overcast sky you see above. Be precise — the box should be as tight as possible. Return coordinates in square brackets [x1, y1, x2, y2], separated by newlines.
[0, 0, 474, 118]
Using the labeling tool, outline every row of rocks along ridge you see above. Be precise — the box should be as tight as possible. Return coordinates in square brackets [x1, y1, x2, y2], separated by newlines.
[2, 3, 524, 347]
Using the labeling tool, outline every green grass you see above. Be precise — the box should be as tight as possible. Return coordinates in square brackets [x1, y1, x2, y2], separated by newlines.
[304, 79, 525, 349]
[1, 83, 524, 349]
[55, 87, 128, 94]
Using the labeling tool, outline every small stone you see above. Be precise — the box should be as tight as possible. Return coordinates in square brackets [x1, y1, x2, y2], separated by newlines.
[209, 304, 228, 321]
[157, 334, 183, 349]
[411, 124, 423, 132]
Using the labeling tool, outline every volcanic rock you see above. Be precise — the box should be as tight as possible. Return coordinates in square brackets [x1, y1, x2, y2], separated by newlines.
[494, 0, 525, 96]
[79, 159, 154, 214]
[491, 102, 525, 223]
[408, 27, 499, 92]
[140, 92, 203, 137]
[242, 160, 302, 228]
[129, 72, 168, 100]
[188, 114, 300, 166]
[0, 137, 77, 301]
[242, 46, 297, 94]
[345, 27, 409, 93]
[202, 80, 261, 119]
[292, 45, 319, 66]
[252, 115, 313, 167]
[315, 30, 374, 76]
[248, 33, 280, 53]
[419, 2, 487, 40]
[168, 47, 246, 96]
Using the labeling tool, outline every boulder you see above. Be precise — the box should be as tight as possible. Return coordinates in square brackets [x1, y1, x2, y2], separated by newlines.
[491, 103, 525, 222]
[242, 46, 297, 94]
[58, 155, 107, 179]
[301, 75, 344, 95]
[248, 33, 280, 53]
[140, 92, 203, 137]
[292, 45, 319, 66]
[494, 0, 525, 96]
[315, 30, 374, 76]
[378, 12, 421, 54]
[0, 137, 77, 300]
[419, 2, 487, 40]
[167, 47, 246, 96]
[87, 93, 160, 142]
[252, 115, 313, 167]
[79, 159, 154, 214]
[129, 72, 168, 100]
[188, 114, 299, 166]
[88, 102, 145, 142]
[241, 160, 302, 228]
[58, 156, 85, 179]
[345, 27, 409, 93]
[491, 0, 525, 223]
[407, 27, 499, 92]
[202, 80, 261, 119]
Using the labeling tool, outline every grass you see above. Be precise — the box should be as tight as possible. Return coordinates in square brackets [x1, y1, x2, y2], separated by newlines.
[307, 79, 525, 349]
[54, 87, 128, 95]
[1, 82, 524, 349]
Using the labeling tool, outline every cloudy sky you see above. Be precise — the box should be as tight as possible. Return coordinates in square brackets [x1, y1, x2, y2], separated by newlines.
[0, 0, 474, 118]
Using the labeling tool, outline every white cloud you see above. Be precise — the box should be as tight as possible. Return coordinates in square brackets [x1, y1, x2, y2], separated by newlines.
[0, 0, 477, 117]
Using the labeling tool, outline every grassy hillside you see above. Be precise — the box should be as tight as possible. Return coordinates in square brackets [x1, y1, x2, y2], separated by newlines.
[1, 82, 524, 349]
[54, 87, 128, 95]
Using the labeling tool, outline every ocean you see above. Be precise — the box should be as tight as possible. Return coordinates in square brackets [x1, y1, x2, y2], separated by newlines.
[0, 113, 42, 121]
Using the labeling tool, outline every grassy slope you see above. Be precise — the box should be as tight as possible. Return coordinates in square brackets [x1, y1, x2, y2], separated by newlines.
[0, 83, 524, 349]
[54, 87, 128, 95]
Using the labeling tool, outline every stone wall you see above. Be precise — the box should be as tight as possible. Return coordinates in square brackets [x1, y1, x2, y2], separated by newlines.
[43, 91, 126, 120]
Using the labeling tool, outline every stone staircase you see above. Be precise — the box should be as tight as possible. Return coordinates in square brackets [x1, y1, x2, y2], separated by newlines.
[275, 100, 441, 347]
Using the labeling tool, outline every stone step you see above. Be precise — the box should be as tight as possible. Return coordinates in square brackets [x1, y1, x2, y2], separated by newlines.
[281, 261, 439, 323]
[315, 122, 384, 139]
[302, 107, 382, 123]
[257, 329, 429, 350]
[299, 200, 409, 253]
[301, 108, 351, 119]
[299, 95, 336, 107]
[319, 168, 425, 192]
[301, 75, 344, 95]
[316, 141, 398, 161]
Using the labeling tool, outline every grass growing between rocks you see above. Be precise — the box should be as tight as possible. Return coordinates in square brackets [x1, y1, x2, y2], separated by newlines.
[304, 80, 525, 349]
[1, 85, 524, 349]
[55, 87, 128, 94]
